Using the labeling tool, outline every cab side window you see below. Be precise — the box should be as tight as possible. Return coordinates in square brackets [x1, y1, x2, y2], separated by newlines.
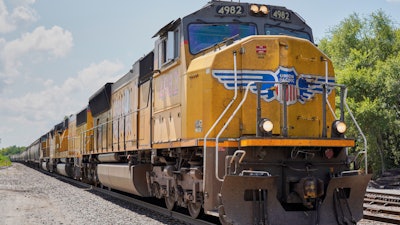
[157, 28, 180, 68]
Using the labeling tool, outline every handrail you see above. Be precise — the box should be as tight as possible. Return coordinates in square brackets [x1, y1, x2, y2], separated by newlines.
[326, 94, 338, 120]
[214, 81, 280, 181]
[215, 82, 254, 181]
[212, 79, 368, 181]
[324, 83, 368, 174]
[323, 83, 367, 173]
[203, 51, 238, 149]
[203, 51, 239, 183]
[343, 88, 368, 174]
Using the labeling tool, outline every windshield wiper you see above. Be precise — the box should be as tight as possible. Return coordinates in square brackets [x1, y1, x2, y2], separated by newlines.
[196, 33, 240, 55]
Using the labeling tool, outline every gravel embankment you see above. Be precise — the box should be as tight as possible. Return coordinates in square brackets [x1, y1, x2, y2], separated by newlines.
[0, 163, 187, 225]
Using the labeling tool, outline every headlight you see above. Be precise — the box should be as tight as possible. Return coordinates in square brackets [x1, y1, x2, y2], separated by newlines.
[259, 118, 273, 133]
[332, 120, 347, 137]
[250, 4, 259, 13]
[259, 5, 269, 14]
[334, 121, 347, 134]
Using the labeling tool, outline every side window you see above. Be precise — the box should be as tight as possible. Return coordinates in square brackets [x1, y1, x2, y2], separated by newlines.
[174, 29, 179, 58]
[157, 28, 180, 67]
[158, 37, 167, 65]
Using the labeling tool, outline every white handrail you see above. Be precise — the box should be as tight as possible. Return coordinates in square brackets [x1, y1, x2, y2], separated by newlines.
[325, 84, 368, 174]
[343, 88, 368, 174]
[326, 97, 338, 120]
[203, 51, 238, 148]
[203, 52, 239, 183]
[215, 82, 254, 181]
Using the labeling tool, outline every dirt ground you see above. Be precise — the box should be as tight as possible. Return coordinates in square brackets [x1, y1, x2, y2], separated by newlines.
[0, 164, 185, 225]
[0, 165, 66, 225]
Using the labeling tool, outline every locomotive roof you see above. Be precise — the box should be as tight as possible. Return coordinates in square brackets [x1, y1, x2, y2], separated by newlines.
[153, 0, 313, 43]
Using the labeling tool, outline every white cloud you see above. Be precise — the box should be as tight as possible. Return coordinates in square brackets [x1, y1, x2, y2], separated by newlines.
[1, 60, 123, 119]
[12, 5, 38, 23]
[63, 60, 123, 94]
[0, 0, 78, 146]
[387, 0, 400, 3]
[0, 25, 73, 82]
[0, 0, 37, 33]
[0, 60, 124, 146]
[0, 0, 14, 32]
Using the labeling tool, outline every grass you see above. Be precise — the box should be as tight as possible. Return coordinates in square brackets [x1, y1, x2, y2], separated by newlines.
[0, 155, 11, 167]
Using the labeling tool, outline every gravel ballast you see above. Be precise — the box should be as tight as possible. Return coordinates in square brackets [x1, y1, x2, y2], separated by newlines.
[0, 163, 187, 225]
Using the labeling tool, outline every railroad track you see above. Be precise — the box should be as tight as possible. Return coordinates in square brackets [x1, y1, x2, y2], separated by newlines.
[363, 189, 400, 224]
[38, 168, 218, 225]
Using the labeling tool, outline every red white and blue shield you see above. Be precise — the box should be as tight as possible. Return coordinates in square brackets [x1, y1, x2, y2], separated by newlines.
[275, 67, 298, 105]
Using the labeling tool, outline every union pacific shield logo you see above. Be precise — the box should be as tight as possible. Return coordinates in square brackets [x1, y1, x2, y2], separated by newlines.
[275, 67, 297, 105]
[212, 67, 335, 105]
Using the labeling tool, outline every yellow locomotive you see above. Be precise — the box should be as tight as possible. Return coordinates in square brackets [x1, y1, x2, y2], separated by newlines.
[13, 1, 371, 224]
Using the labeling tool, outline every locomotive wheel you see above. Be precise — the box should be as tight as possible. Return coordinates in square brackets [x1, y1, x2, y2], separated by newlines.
[188, 202, 202, 218]
[165, 195, 175, 211]
[152, 182, 161, 198]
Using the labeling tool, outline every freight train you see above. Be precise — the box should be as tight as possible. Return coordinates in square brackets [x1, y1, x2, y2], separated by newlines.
[11, 1, 371, 224]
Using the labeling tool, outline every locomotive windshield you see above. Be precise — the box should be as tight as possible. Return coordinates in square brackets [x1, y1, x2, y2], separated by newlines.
[265, 25, 311, 40]
[188, 23, 257, 54]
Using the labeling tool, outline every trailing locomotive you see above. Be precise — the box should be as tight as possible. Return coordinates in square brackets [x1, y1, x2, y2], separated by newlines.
[12, 1, 371, 224]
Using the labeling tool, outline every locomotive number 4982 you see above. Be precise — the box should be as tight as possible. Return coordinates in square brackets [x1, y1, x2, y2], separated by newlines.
[216, 5, 244, 15]
[271, 9, 291, 21]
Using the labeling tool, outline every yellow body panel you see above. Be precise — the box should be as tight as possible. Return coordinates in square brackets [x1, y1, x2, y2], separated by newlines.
[184, 35, 336, 139]
[49, 134, 55, 159]
[78, 109, 93, 156]
[138, 80, 152, 149]
[93, 111, 112, 153]
[111, 78, 138, 151]
[40, 139, 49, 158]
[54, 128, 68, 159]
[68, 117, 78, 157]
[153, 63, 183, 143]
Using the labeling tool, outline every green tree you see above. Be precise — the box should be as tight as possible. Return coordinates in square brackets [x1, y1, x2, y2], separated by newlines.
[319, 10, 400, 176]
[0, 145, 26, 156]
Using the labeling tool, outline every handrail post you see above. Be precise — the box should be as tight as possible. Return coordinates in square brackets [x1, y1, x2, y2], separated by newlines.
[282, 83, 288, 137]
[322, 58, 328, 137]
[322, 84, 327, 137]
[256, 82, 262, 137]
[340, 86, 345, 121]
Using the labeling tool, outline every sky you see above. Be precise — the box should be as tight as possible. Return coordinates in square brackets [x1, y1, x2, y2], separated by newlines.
[1, 0, 400, 148]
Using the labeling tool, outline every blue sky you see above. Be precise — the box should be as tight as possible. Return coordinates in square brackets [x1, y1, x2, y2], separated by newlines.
[0, 0, 400, 148]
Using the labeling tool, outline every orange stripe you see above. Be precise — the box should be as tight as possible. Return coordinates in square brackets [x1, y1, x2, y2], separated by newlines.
[153, 139, 199, 149]
[240, 138, 355, 147]
[132, 138, 354, 149]
[152, 139, 239, 149]
[197, 140, 239, 148]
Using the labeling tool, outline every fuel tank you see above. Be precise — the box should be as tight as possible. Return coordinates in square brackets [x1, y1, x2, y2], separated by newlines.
[41, 162, 48, 171]
[97, 163, 152, 197]
[56, 163, 68, 177]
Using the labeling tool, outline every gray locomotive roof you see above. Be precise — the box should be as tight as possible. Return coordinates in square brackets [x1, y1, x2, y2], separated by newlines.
[152, 0, 313, 43]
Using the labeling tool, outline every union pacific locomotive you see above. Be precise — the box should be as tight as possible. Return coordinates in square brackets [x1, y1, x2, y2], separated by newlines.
[11, 1, 371, 224]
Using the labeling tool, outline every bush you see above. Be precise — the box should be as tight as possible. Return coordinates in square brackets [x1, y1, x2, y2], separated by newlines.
[0, 155, 11, 167]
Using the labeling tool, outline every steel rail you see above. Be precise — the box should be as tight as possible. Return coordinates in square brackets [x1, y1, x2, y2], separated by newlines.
[363, 189, 400, 224]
